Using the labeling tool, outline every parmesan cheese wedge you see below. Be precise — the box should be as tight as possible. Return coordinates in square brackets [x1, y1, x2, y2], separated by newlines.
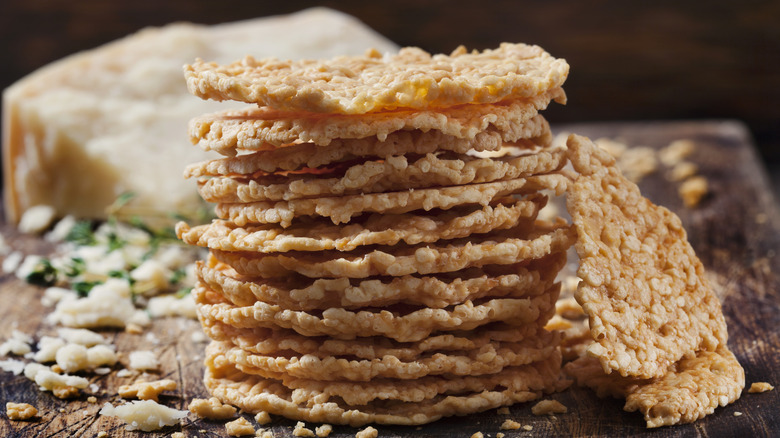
[2, 7, 397, 224]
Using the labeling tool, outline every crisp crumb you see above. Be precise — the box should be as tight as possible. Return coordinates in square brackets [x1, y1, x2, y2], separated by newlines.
[500, 419, 522, 430]
[51, 364, 63, 373]
[355, 426, 378, 438]
[293, 421, 315, 437]
[87, 396, 97, 403]
[97, 432, 108, 438]
[256, 429, 274, 438]
[254, 410, 271, 425]
[659, 139, 695, 166]
[523, 425, 533, 431]
[497, 433, 505, 438]
[470, 432, 483, 438]
[532, 399, 567, 416]
[748, 382, 774, 393]
[171, 433, 185, 438]
[118, 379, 177, 402]
[679, 176, 708, 207]
[58, 408, 66, 413]
[6, 402, 38, 420]
[734, 411, 743, 417]
[189, 397, 237, 420]
[225, 417, 255, 436]
[315, 424, 333, 437]
[125, 323, 144, 334]
[667, 161, 698, 182]
[497, 407, 510, 415]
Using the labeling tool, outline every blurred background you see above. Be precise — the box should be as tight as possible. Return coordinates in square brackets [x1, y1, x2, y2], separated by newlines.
[2, 0, 779, 179]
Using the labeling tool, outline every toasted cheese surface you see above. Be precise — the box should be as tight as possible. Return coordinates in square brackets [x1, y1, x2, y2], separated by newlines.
[2, 7, 398, 224]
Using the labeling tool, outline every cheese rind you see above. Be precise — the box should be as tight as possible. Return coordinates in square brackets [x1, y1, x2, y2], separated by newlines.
[2, 8, 397, 224]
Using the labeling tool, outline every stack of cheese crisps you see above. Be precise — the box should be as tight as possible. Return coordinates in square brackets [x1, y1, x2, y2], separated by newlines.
[177, 44, 575, 425]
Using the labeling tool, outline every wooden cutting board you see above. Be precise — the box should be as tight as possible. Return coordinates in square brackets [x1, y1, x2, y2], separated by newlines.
[1, 120, 778, 437]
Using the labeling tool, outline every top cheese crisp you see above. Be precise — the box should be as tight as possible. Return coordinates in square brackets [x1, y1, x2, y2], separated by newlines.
[184, 43, 569, 114]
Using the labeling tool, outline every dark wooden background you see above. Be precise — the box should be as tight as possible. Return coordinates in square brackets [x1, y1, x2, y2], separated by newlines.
[2, 0, 779, 164]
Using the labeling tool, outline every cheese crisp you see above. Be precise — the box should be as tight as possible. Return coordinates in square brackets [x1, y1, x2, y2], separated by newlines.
[184, 44, 569, 114]
[180, 41, 741, 429]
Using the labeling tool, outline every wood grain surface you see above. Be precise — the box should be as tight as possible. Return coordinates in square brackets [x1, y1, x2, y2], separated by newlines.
[1, 120, 778, 437]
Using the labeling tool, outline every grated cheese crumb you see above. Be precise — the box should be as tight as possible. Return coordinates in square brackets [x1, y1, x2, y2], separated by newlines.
[0, 330, 34, 356]
[24, 363, 88, 398]
[0, 358, 26, 375]
[19, 205, 57, 234]
[128, 350, 158, 371]
[99, 400, 187, 431]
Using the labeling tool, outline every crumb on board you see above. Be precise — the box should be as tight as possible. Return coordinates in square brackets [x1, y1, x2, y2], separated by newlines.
[355, 426, 378, 438]
[188, 397, 237, 420]
[532, 399, 568, 416]
[497, 407, 510, 415]
[118, 378, 177, 402]
[293, 421, 315, 437]
[225, 416, 256, 436]
[254, 410, 272, 425]
[315, 424, 333, 437]
[748, 382, 774, 393]
[6, 402, 38, 420]
[678, 175, 709, 207]
[500, 419, 522, 430]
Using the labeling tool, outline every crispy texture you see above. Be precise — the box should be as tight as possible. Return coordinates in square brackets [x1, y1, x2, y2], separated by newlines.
[565, 134, 727, 378]
[117, 379, 177, 402]
[184, 44, 568, 114]
[210, 221, 574, 279]
[189, 106, 554, 156]
[214, 174, 569, 227]
[188, 396, 237, 420]
[203, 321, 551, 361]
[565, 346, 744, 428]
[194, 282, 560, 342]
[184, 128, 550, 176]
[178, 197, 545, 253]
[210, 329, 560, 381]
[196, 251, 565, 310]
[188, 96, 558, 153]
[6, 402, 38, 421]
[203, 345, 568, 426]
[195, 149, 567, 203]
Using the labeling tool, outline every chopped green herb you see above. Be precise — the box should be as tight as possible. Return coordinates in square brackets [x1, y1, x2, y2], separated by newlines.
[64, 257, 86, 278]
[73, 281, 101, 297]
[169, 267, 187, 285]
[108, 270, 135, 285]
[26, 259, 58, 287]
[65, 221, 97, 246]
[106, 232, 125, 252]
[175, 287, 193, 298]
[106, 191, 136, 215]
